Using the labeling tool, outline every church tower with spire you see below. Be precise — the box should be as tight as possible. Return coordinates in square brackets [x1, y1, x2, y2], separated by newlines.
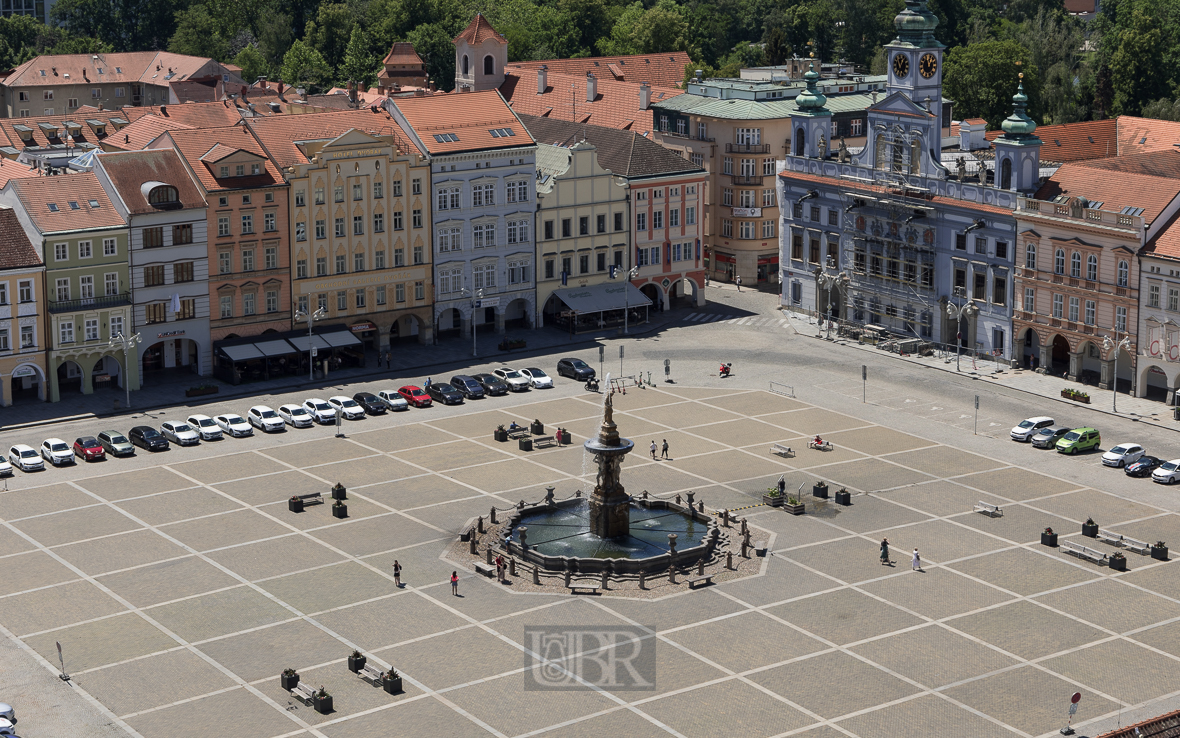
[991, 73, 1043, 192]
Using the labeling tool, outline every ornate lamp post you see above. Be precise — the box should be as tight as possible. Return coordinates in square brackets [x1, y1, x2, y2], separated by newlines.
[107, 331, 140, 409]
[459, 288, 484, 357]
[946, 286, 979, 372]
[622, 265, 639, 334]
[814, 261, 850, 339]
[1102, 334, 1132, 413]
[294, 306, 327, 381]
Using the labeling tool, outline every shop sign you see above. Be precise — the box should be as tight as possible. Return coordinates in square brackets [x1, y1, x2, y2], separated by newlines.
[156, 330, 185, 339]
[350, 322, 377, 333]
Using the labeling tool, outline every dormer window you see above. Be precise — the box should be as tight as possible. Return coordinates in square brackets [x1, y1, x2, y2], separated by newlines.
[251, 163, 260, 174]
[236, 164, 244, 176]
[147, 185, 179, 207]
[220, 166, 229, 177]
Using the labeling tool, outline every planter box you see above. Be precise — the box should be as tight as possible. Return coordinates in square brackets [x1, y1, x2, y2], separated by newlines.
[812, 484, 829, 499]
[1152, 546, 1169, 561]
[1082, 523, 1098, 538]
[784, 503, 805, 515]
[288, 498, 304, 514]
[185, 386, 219, 398]
[762, 494, 783, 507]
[331, 484, 347, 501]
[530, 421, 544, 435]
[1061, 390, 1091, 404]
[332, 504, 348, 519]
[560, 429, 572, 444]
[835, 490, 852, 506]
[348, 654, 366, 673]
[519, 438, 533, 452]
[280, 672, 299, 691]
[1041, 532, 1058, 547]
[494, 430, 508, 442]
[312, 693, 333, 714]
[382, 676, 403, 695]
[1109, 556, 1127, 572]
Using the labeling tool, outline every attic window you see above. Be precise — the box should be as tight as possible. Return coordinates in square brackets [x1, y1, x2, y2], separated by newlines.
[1141, 136, 1148, 144]
[97, 68, 103, 74]
[489, 128, 516, 137]
[220, 166, 229, 177]
[68, 201, 79, 210]
[88, 199, 99, 208]
[115, 67, 121, 73]
[1053, 139, 1061, 146]
[38, 70, 45, 76]
[47, 203, 58, 211]
[1087, 136, 1094, 143]
[148, 185, 179, 206]
[432, 133, 460, 143]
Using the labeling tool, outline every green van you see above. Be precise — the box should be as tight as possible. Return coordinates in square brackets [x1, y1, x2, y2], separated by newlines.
[1056, 427, 1101, 455]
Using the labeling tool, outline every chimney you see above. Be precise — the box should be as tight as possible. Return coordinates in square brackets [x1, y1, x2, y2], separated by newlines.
[959, 119, 988, 151]
[378, 83, 386, 95]
[538, 64, 548, 95]
[160, 105, 168, 116]
[639, 83, 651, 110]
[586, 72, 597, 102]
[348, 81, 357, 105]
[277, 81, 284, 94]
[695, 69, 703, 82]
[257, 75, 267, 89]
[240, 85, 247, 99]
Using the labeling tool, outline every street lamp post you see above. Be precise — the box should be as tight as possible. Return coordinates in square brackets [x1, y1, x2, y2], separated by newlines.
[945, 287, 979, 372]
[294, 306, 327, 381]
[1102, 334, 1132, 413]
[623, 265, 639, 334]
[460, 288, 484, 357]
[108, 331, 141, 410]
[815, 262, 850, 339]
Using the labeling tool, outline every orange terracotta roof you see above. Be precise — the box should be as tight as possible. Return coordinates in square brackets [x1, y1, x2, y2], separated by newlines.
[508, 52, 691, 89]
[0, 51, 243, 89]
[390, 89, 533, 155]
[780, 169, 1014, 217]
[1117, 115, 1180, 156]
[1144, 209, 1180, 260]
[118, 100, 251, 129]
[101, 114, 193, 151]
[95, 149, 206, 215]
[986, 118, 1117, 162]
[454, 14, 505, 45]
[156, 125, 284, 193]
[0, 109, 138, 150]
[1064, 0, 1095, 12]
[0, 206, 41, 270]
[1094, 708, 1180, 737]
[1034, 154, 1180, 225]
[963, 118, 986, 124]
[501, 70, 681, 137]
[7, 172, 126, 233]
[383, 42, 423, 66]
[0, 159, 43, 188]
[247, 108, 400, 167]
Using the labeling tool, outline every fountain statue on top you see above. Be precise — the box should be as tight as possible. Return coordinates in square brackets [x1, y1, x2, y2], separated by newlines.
[585, 374, 635, 538]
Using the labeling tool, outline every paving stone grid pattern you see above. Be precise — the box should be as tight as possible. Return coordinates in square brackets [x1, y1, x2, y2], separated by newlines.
[2, 387, 1179, 738]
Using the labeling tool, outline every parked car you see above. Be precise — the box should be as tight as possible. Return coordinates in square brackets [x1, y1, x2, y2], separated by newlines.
[1101, 443, 1145, 468]
[97, 430, 134, 456]
[303, 398, 337, 424]
[1056, 427, 1101, 455]
[521, 367, 553, 389]
[1011, 416, 1054, 442]
[398, 385, 432, 408]
[1153, 459, 1180, 484]
[278, 403, 314, 427]
[0, 701, 14, 723]
[160, 421, 200, 446]
[72, 436, 105, 461]
[247, 405, 286, 432]
[328, 396, 366, 420]
[557, 357, 595, 381]
[186, 414, 223, 441]
[1030, 426, 1071, 449]
[0, 457, 12, 476]
[376, 389, 409, 411]
[129, 426, 169, 451]
[40, 438, 74, 466]
[472, 372, 509, 396]
[1126, 455, 1163, 478]
[214, 414, 253, 437]
[0, 716, 15, 736]
[426, 382, 465, 405]
[8, 444, 42, 471]
[352, 392, 386, 415]
[449, 375, 486, 399]
[492, 367, 531, 392]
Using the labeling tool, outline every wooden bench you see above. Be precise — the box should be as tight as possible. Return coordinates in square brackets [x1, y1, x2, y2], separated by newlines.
[474, 562, 495, 578]
[291, 683, 316, 705]
[1062, 540, 1108, 565]
[294, 492, 324, 506]
[358, 663, 384, 686]
[687, 574, 714, 589]
[770, 443, 794, 458]
[973, 501, 1003, 517]
[807, 440, 833, 451]
[1098, 530, 1152, 555]
[533, 435, 557, 448]
[568, 583, 600, 595]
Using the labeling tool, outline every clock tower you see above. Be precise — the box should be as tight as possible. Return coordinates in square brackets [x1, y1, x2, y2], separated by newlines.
[885, 0, 945, 130]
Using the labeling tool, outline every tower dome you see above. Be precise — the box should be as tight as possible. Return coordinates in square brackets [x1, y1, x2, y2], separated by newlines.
[795, 59, 827, 111]
[893, 0, 940, 46]
[1000, 73, 1038, 138]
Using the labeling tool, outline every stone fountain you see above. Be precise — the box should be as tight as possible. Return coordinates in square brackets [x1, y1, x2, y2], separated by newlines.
[584, 377, 635, 538]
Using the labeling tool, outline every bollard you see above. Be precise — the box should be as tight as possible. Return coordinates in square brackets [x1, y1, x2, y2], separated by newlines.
[722, 509, 730, 527]
[564, 571, 571, 587]
[486, 547, 493, 565]
[469, 535, 477, 555]
[726, 551, 734, 570]
[698, 501, 705, 513]
[600, 569, 609, 590]
[509, 558, 516, 577]
[668, 566, 677, 584]
[477, 515, 485, 534]
[545, 486, 555, 505]
[639, 570, 646, 589]
[518, 526, 528, 550]
[674, 493, 682, 506]
[533, 565, 540, 585]
[741, 539, 750, 558]
[698, 559, 705, 576]
[686, 491, 695, 507]
[490, 507, 497, 525]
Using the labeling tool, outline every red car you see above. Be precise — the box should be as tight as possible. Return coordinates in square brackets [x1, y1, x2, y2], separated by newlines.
[398, 385, 432, 408]
[73, 436, 106, 461]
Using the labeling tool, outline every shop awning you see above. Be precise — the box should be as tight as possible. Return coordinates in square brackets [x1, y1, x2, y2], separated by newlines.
[552, 282, 651, 313]
[219, 344, 265, 361]
[255, 338, 299, 357]
[322, 330, 363, 348]
[288, 334, 332, 352]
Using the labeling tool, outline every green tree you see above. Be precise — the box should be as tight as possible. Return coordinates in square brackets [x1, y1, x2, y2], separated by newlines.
[1109, 5, 1170, 116]
[169, 4, 231, 60]
[281, 38, 333, 92]
[943, 39, 1041, 128]
[53, 0, 186, 52]
[338, 25, 376, 85]
[597, 0, 692, 56]
[406, 22, 455, 91]
[1141, 97, 1180, 120]
[763, 25, 788, 66]
[304, 3, 355, 71]
[234, 43, 270, 83]
[597, 1, 643, 55]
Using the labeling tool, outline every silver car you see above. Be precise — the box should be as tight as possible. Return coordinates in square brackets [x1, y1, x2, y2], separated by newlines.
[8, 444, 43, 471]
[186, 414, 224, 441]
[278, 403, 314, 428]
[160, 421, 200, 446]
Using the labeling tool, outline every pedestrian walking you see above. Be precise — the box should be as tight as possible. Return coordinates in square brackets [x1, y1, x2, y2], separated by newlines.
[450, 571, 459, 596]
[880, 537, 891, 566]
[661, 439, 669, 459]
[392, 560, 402, 587]
[650, 440, 657, 459]
[495, 554, 505, 582]
[385, 350, 391, 369]
[736, 275, 742, 292]
[424, 377, 432, 388]
[912, 549, 922, 571]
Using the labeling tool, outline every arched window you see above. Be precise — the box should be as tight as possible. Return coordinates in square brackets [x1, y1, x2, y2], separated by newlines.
[1054, 248, 1065, 275]
[483, 55, 494, 75]
[1000, 158, 1012, 189]
[462, 55, 469, 75]
[795, 129, 805, 156]
[1118, 260, 1129, 287]
[1025, 243, 1036, 270]
[147, 185, 178, 205]
[1070, 251, 1081, 278]
[1086, 254, 1097, 281]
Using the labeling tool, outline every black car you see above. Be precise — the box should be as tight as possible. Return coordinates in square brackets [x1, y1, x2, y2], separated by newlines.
[449, 374, 486, 399]
[129, 425, 169, 451]
[1126, 455, 1163, 477]
[557, 357, 595, 380]
[472, 372, 509, 396]
[426, 382, 465, 405]
[352, 392, 387, 415]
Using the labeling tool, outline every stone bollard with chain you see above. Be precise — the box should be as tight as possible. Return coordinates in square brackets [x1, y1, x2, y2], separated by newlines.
[726, 551, 734, 570]
[490, 507, 497, 525]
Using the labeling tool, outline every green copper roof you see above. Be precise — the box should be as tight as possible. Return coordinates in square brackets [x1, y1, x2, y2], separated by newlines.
[893, 0, 942, 47]
[653, 92, 873, 120]
[998, 77, 1039, 141]
[794, 62, 828, 111]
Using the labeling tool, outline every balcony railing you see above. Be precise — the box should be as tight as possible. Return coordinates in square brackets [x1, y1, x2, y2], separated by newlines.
[726, 143, 770, 153]
[730, 173, 764, 186]
[49, 293, 131, 314]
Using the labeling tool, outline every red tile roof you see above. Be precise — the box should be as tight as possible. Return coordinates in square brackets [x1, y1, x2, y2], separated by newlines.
[1117, 115, 1180, 156]
[0, 159, 43, 188]
[454, 14, 505, 45]
[246, 108, 401, 167]
[508, 52, 691, 89]
[780, 169, 1014, 216]
[0, 51, 243, 89]
[156, 125, 284, 193]
[502, 70, 680, 136]
[1094, 708, 1180, 737]
[101, 114, 193, 151]
[0, 109, 136, 150]
[1064, 0, 1096, 12]
[991, 118, 1117, 162]
[0, 205, 41, 270]
[7, 172, 126, 233]
[95, 149, 207, 214]
[390, 89, 534, 155]
[1144, 209, 1180, 260]
[383, 43, 423, 66]
[1034, 153, 1180, 225]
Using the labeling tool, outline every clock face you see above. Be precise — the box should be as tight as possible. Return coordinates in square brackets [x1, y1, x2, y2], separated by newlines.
[919, 53, 938, 79]
[892, 54, 909, 78]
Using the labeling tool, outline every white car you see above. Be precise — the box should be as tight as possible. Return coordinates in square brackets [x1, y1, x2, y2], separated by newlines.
[0, 716, 14, 736]
[40, 438, 74, 466]
[247, 405, 286, 432]
[0, 701, 13, 723]
[377, 389, 409, 411]
[160, 421, 200, 446]
[1154, 459, 1180, 484]
[8, 444, 43, 471]
[278, 403, 314, 428]
[186, 414, 223, 441]
[492, 367, 531, 392]
[1102, 443, 1145, 468]
[303, 398, 337, 424]
[328, 395, 365, 420]
[214, 413, 253, 437]
[521, 367, 554, 389]
[1011, 416, 1054, 442]
[0, 458, 11, 476]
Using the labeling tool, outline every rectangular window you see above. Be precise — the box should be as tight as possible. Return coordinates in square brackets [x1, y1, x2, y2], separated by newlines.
[415, 281, 425, 300]
[413, 210, 422, 228]
[314, 187, 325, 204]
[636, 249, 648, 267]
[413, 244, 424, 264]
[762, 220, 774, 238]
[337, 291, 347, 311]
[1149, 284, 1160, 307]
[353, 215, 364, 235]
[335, 218, 345, 237]
[412, 178, 422, 195]
[20, 325, 32, 348]
[394, 248, 405, 266]
[0, 329, 7, 351]
[265, 247, 277, 269]
[242, 249, 255, 272]
[77, 240, 92, 259]
[955, 233, 967, 251]
[395, 283, 405, 303]
[265, 290, 277, 313]
[240, 292, 254, 315]
[392, 181, 402, 197]
[579, 216, 589, 236]
[1024, 287, 1035, 312]
[974, 272, 986, 300]
[722, 220, 732, 237]
[354, 252, 365, 272]
[240, 214, 253, 234]
[1168, 288, 1177, 312]
[810, 206, 820, 222]
[996, 241, 1008, 260]
[374, 213, 384, 233]
[686, 207, 696, 225]
[318, 294, 327, 311]
[723, 157, 732, 175]
[373, 181, 383, 198]
[614, 212, 624, 231]
[579, 254, 590, 274]
[219, 251, 231, 274]
[670, 209, 680, 227]
[993, 276, 1006, 305]
[143, 227, 164, 248]
[334, 186, 344, 203]
[145, 302, 166, 324]
[172, 224, 192, 245]
[102, 273, 117, 296]
[1084, 299, 1096, 325]
[763, 158, 775, 176]
[296, 221, 307, 241]
[264, 212, 276, 232]
[297, 295, 309, 314]
[316, 257, 327, 276]
[562, 218, 572, 238]
[653, 211, 664, 230]
[59, 320, 74, 343]
[393, 211, 403, 230]
[55, 278, 69, 301]
[352, 183, 363, 201]
[316, 220, 327, 239]
[375, 250, 385, 269]
[1117, 305, 1127, 333]
[297, 259, 308, 278]
[636, 213, 646, 231]
[597, 214, 606, 233]
[975, 237, 987, 254]
[103, 238, 117, 256]
[175, 261, 194, 283]
[545, 260, 555, 279]
[295, 190, 306, 207]
[723, 189, 733, 206]
[335, 254, 346, 274]
[355, 288, 366, 308]
[79, 275, 94, 298]
[218, 216, 231, 237]
[376, 286, 387, 305]
[1068, 296, 1080, 322]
